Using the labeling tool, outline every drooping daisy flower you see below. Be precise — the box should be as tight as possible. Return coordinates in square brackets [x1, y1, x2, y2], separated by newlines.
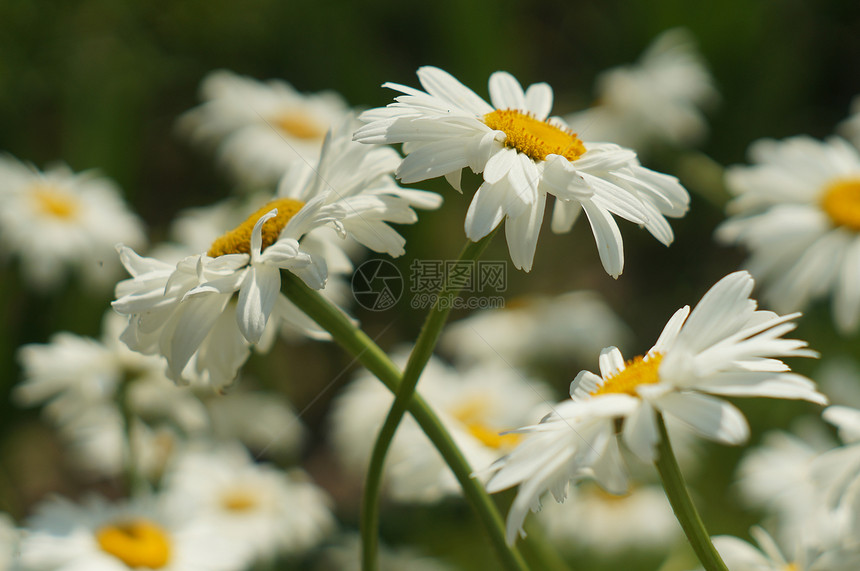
[178, 69, 350, 186]
[0, 155, 145, 291]
[565, 28, 718, 152]
[439, 290, 631, 369]
[537, 483, 680, 554]
[712, 526, 860, 571]
[716, 136, 860, 334]
[18, 493, 246, 571]
[484, 271, 826, 543]
[113, 121, 441, 390]
[354, 66, 689, 275]
[329, 354, 552, 503]
[162, 444, 334, 566]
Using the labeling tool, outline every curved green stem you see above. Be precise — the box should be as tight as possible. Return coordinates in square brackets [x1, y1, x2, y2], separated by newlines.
[281, 272, 528, 571]
[654, 413, 728, 571]
[361, 232, 497, 570]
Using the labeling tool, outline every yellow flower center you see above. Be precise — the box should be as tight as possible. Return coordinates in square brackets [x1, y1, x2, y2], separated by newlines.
[207, 198, 305, 257]
[31, 185, 79, 220]
[272, 112, 326, 140]
[451, 399, 521, 450]
[483, 109, 586, 162]
[820, 178, 860, 231]
[220, 489, 259, 512]
[783, 564, 798, 571]
[95, 519, 171, 569]
[590, 353, 663, 397]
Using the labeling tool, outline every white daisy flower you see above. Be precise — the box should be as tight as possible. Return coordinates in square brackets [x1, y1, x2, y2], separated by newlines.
[0, 155, 145, 291]
[14, 311, 207, 479]
[18, 493, 246, 571]
[329, 354, 552, 503]
[113, 121, 441, 390]
[537, 483, 680, 553]
[716, 136, 860, 333]
[712, 526, 860, 571]
[565, 28, 718, 151]
[162, 444, 334, 565]
[812, 406, 860, 528]
[354, 66, 689, 275]
[178, 69, 350, 186]
[0, 512, 19, 571]
[484, 271, 826, 543]
[439, 290, 631, 370]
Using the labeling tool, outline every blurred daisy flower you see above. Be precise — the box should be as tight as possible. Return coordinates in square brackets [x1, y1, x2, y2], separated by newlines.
[113, 120, 441, 390]
[178, 69, 350, 186]
[716, 136, 860, 334]
[712, 525, 860, 571]
[18, 493, 246, 571]
[354, 66, 689, 275]
[0, 155, 145, 291]
[537, 483, 680, 554]
[565, 28, 718, 152]
[484, 271, 825, 543]
[162, 444, 334, 566]
[329, 354, 552, 503]
[439, 290, 631, 370]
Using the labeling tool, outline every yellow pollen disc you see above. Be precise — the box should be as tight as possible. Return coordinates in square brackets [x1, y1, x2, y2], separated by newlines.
[95, 519, 171, 569]
[590, 353, 663, 397]
[272, 112, 326, 140]
[451, 400, 521, 450]
[820, 178, 860, 231]
[220, 489, 259, 512]
[207, 198, 305, 257]
[483, 109, 586, 162]
[783, 564, 798, 571]
[31, 185, 80, 219]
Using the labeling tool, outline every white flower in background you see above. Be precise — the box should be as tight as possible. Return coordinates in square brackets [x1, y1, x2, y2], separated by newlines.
[485, 271, 825, 543]
[439, 290, 631, 369]
[178, 69, 351, 186]
[0, 512, 19, 571]
[329, 354, 552, 503]
[537, 483, 680, 553]
[712, 526, 860, 571]
[113, 121, 441, 390]
[162, 444, 333, 566]
[14, 311, 208, 479]
[0, 155, 145, 291]
[354, 66, 689, 275]
[813, 406, 860, 526]
[319, 534, 455, 571]
[18, 493, 246, 571]
[717, 136, 860, 334]
[736, 426, 835, 546]
[566, 28, 718, 151]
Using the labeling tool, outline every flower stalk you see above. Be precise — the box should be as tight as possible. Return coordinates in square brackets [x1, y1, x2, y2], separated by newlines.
[281, 271, 529, 571]
[654, 413, 728, 571]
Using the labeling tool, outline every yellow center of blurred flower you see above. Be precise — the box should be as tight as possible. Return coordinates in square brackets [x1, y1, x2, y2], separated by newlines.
[31, 185, 79, 219]
[451, 400, 521, 450]
[821, 179, 860, 231]
[95, 519, 171, 569]
[272, 112, 326, 140]
[207, 198, 305, 257]
[590, 353, 663, 397]
[483, 109, 586, 162]
[220, 489, 259, 512]
[783, 564, 798, 571]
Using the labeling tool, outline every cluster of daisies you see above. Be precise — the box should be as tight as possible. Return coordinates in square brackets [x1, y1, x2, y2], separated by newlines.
[3, 25, 860, 570]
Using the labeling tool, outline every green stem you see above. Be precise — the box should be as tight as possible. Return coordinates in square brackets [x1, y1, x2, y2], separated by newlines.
[281, 272, 528, 571]
[654, 413, 727, 571]
[361, 233, 497, 570]
[117, 376, 147, 496]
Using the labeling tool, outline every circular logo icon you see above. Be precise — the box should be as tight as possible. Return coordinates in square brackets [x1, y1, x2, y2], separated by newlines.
[351, 259, 404, 311]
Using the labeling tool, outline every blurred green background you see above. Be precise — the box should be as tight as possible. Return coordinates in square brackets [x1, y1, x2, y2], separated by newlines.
[2, 0, 860, 569]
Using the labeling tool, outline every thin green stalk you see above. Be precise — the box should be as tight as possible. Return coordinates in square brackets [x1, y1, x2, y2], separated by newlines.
[117, 376, 147, 496]
[361, 232, 497, 570]
[281, 273, 528, 571]
[654, 413, 728, 571]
